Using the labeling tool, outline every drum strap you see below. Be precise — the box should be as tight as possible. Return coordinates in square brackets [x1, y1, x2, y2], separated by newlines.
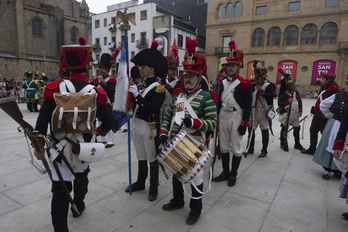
[182, 166, 212, 200]
[172, 90, 206, 140]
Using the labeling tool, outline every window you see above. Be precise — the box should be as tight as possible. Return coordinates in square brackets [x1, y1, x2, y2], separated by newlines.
[131, 51, 135, 59]
[178, 34, 183, 48]
[226, 3, 233, 18]
[288, 2, 300, 11]
[104, 18, 107, 27]
[131, 33, 135, 43]
[95, 38, 100, 44]
[32, 18, 42, 36]
[252, 28, 265, 47]
[301, 23, 318, 45]
[283, 25, 299, 45]
[326, 0, 339, 7]
[111, 17, 116, 25]
[267, 27, 281, 46]
[223, 36, 232, 53]
[140, 32, 147, 46]
[218, 4, 224, 19]
[234, 2, 242, 17]
[320, 22, 338, 44]
[104, 37, 107, 45]
[70, 26, 78, 43]
[95, 19, 100, 28]
[256, 6, 266, 15]
[187, 14, 191, 21]
[140, 10, 147, 20]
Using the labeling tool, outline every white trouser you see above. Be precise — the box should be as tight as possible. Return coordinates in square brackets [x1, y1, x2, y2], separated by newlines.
[251, 107, 270, 130]
[133, 117, 156, 162]
[51, 164, 88, 182]
[219, 110, 243, 157]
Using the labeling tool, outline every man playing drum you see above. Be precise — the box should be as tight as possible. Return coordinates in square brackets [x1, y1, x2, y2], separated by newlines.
[159, 39, 217, 225]
[213, 41, 252, 187]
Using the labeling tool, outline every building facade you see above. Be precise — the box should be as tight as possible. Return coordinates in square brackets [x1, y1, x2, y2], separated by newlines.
[91, 1, 198, 77]
[0, 0, 91, 80]
[206, 0, 348, 92]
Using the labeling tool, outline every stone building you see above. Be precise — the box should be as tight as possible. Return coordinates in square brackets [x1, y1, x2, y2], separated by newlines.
[0, 0, 91, 81]
[205, 0, 348, 92]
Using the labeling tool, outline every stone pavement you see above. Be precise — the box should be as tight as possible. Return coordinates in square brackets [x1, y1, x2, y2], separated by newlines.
[0, 98, 347, 232]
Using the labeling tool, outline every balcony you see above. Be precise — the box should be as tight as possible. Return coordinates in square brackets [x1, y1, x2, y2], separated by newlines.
[338, 42, 348, 52]
[136, 39, 149, 48]
[215, 47, 229, 56]
[108, 23, 116, 32]
[92, 44, 101, 53]
[108, 42, 116, 51]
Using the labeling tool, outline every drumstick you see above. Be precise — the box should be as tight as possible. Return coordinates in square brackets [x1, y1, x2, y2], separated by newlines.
[159, 162, 169, 180]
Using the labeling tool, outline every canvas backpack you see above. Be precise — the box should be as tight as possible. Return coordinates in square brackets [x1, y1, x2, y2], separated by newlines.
[51, 80, 97, 134]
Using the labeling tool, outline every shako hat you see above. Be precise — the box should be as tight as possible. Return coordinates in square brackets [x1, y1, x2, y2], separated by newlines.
[253, 60, 268, 79]
[131, 40, 168, 80]
[166, 46, 179, 68]
[220, 40, 244, 68]
[320, 73, 336, 80]
[60, 37, 93, 71]
[182, 39, 207, 75]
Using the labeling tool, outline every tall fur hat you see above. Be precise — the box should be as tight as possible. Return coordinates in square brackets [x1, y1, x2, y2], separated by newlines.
[182, 39, 207, 75]
[220, 41, 244, 68]
[60, 37, 93, 71]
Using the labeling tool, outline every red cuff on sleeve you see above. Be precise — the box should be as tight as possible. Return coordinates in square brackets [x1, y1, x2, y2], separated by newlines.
[159, 129, 168, 136]
[333, 140, 345, 151]
[191, 118, 202, 129]
[99, 81, 105, 86]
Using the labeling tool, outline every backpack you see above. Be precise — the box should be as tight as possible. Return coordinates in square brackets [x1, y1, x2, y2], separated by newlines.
[51, 80, 97, 134]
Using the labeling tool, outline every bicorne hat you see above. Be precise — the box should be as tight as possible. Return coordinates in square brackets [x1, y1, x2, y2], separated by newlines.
[131, 41, 168, 80]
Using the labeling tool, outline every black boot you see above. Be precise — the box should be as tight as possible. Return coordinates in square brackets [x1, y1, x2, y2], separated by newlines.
[148, 160, 159, 201]
[28, 102, 33, 112]
[280, 127, 289, 152]
[229, 155, 242, 187]
[301, 131, 317, 154]
[162, 176, 184, 211]
[51, 181, 72, 232]
[258, 130, 269, 158]
[71, 167, 90, 218]
[186, 183, 203, 225]
[33, 100, 39, 112]
[213, 152, 230, 182]
[125, 160, 148, 192]
[293, 127, 305, 151]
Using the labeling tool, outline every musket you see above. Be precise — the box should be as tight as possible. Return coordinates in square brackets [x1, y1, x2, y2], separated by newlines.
[281, 91, 294, 151]
[42, 135, 80, 215]
[0, 97, 52, 180]
[287, 115, 308, 133]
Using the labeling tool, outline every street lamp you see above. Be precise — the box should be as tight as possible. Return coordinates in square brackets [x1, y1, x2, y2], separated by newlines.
[42, 51, 46, 74]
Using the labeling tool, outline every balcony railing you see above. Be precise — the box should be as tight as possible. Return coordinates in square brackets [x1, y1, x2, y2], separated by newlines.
[92, 44, 101, 52]
[108, 42, 116, 51]
[108, 23, 116, 32]
[136, 39, 149, 48]
[93, 60, 99, 66]
[215, 47, 229, 56]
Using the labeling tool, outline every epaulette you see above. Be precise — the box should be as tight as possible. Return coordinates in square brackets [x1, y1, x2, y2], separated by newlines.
[108, 77, 117, 84]
[209, 90, 218, 103]
[155, 85, 166, 93]
[43, 78, 63, 100]
[327, 85, 337, 92]
[238, 76, 252, 90]
[95, 87, 108, 105]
